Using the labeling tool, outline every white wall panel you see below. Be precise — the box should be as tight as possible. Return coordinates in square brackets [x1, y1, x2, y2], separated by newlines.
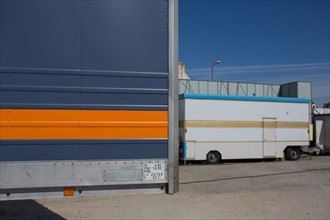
[186, 128, 262, 142]
[185, 99, 309, 122]
[194, 142, 263, 160]
[276, 128, 309, 141]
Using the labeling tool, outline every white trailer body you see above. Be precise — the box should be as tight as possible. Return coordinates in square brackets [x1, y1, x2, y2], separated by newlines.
[179, 94, 311, 162]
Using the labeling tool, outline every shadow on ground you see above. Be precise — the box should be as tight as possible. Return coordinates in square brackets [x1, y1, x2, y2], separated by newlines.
[180, 167, 330, 184]
[0, 200, 65, 220]
[179, 153, 318, 166]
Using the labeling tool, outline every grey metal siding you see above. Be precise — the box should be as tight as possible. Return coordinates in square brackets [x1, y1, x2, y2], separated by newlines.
[0, 1, 171, 161]
[1, 140, 168, 161]
[82, 1, 168, 73]
[0, 1, 168, 110]
[0, 1, 82, 69]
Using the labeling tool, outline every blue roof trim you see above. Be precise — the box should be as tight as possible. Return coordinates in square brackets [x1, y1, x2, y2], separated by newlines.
[179, 94, 310, 103]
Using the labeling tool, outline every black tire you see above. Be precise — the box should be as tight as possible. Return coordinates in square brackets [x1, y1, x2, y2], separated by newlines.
[206, 151, 221, 164]
[312, 151, 320, 156]
[285, 147, 301, 161]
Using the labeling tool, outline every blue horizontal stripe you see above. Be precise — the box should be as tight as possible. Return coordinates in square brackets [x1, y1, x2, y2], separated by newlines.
[0, 85, 168, 94]
[0, 104, 168, 110]
[1, 67, 168, 78]
[0, 139, 168, 161]
[179, 93, 310, 103]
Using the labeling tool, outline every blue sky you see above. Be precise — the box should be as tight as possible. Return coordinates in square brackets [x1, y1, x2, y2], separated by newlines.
[179, 0, 330, 106]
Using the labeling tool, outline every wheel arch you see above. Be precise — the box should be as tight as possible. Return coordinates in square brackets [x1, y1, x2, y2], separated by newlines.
[284, 146, 303, 154]
[206, 150, 222, 164]
[284, 146, 302, 161]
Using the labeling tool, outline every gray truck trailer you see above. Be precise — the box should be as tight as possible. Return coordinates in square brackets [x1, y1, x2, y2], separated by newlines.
[0, 0, 178, 200]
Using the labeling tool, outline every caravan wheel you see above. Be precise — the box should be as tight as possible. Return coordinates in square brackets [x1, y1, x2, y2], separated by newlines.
[285, 147, 301, 161]
[206, 151, 221, 164]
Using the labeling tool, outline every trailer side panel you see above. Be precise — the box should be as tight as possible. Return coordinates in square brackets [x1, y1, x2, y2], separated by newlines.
[0, 0, 178, 200]
[179, 94, 310, 161]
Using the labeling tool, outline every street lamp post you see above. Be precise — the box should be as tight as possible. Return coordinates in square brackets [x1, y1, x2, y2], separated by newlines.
[211, 60, 221, 81]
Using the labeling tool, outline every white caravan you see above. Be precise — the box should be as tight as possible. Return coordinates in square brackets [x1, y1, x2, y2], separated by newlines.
[179, 94, 312, 163]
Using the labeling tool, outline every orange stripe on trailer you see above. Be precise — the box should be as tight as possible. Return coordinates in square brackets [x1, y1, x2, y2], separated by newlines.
[0, 109, 168, 140]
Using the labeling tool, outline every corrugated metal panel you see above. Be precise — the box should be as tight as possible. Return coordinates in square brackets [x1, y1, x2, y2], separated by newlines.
[0, 1, 81, 69]
[279, 82, 312, 99]
[0, 140, 168, 161]
[0, 0, 179, 198]
[82, 1, 168, 73]
[0, 1, 170, 160]
[0, 109, 168, 140]
[0, 1, 168, 110]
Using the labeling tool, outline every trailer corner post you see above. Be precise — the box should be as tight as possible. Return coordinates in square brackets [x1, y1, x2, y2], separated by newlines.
[167, 0, 179, 194]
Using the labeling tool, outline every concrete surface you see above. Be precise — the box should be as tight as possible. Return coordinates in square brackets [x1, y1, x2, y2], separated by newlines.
[1, 155, 329, 219]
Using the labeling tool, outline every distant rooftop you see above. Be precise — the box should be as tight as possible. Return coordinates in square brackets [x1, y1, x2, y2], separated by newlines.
[179, 79, 311, 99]
[178, 61, 312, 100]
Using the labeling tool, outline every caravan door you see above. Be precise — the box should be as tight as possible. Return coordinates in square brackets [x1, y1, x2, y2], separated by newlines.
[263, 118, 277, 157]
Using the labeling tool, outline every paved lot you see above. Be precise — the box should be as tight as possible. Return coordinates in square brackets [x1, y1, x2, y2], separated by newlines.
[1, 155, 329, 219]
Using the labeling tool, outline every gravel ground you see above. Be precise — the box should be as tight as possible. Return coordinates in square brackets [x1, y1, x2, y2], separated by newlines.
[1, 155, 329, 220]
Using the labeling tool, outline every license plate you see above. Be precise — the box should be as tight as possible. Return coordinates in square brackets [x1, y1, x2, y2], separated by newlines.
[143, 162, 165, 180]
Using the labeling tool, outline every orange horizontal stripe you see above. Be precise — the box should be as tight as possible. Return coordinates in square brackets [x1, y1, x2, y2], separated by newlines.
[0, 109, 168, 140]
[1, 122, 167, 127]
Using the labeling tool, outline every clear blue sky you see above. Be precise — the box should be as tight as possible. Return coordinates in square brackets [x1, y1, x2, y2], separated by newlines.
[179, 0, 330, 106]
